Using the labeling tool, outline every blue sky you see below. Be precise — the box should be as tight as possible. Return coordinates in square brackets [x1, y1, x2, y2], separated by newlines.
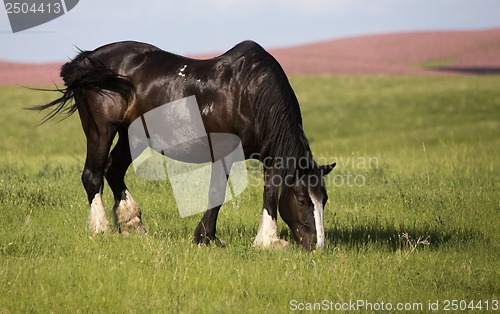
[1, 0, 499, 62]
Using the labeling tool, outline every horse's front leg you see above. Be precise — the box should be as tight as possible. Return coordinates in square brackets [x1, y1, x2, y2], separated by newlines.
[253, 168, 288, 249]
[193, 161, 230, 246]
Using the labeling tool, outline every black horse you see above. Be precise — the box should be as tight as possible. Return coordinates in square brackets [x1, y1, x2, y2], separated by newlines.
[31, 40, 335, 250]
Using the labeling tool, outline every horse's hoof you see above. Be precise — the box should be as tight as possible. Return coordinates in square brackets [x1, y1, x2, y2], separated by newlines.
[214, 237, 226, 248]
[88, 218, 112, 235]
[89, 223, 111, 235]
[193, 233, 208, 246]
[271, 239, 288, 249]
[120, 218, 147, 236]
[194, 235, 226, 248]
[253, 238, 288, 249]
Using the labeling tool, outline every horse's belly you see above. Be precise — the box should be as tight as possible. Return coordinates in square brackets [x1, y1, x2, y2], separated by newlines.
[161, 133, 242, 164]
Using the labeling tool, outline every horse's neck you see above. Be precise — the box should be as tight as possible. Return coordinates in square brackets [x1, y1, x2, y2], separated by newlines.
[270, 128, 314, 178]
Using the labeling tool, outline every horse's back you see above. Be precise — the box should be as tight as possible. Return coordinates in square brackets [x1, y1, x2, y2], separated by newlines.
[78, 40, 296, 158]
[89, 40, 274, 76]
[91, 41, 162, 60]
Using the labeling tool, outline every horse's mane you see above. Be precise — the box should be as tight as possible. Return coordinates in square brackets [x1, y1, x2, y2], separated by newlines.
[236, 41, 314, 180]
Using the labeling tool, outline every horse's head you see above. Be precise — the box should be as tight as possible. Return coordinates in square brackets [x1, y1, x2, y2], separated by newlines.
[278, 163, 335, 250]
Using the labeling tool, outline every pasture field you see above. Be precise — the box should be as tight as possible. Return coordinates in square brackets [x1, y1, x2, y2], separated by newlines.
[0, 75, 498, 313]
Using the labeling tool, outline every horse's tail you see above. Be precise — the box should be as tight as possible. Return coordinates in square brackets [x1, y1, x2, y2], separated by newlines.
[27, 51, 135, 124]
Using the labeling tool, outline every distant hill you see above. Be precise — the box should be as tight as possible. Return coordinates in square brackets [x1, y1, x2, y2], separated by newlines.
[0, 61, 63, 86]
[1, 28, 500, 86]
[269, 28, 500, 76]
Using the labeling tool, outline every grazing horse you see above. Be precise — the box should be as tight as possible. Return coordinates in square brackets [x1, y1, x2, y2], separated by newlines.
[31, 40, 335, 250]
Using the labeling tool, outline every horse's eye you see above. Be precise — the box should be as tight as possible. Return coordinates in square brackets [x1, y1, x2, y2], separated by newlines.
[297, 198, 306, 206]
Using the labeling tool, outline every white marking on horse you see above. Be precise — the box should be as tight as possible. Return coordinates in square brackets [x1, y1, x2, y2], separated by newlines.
[309, 191, 325, 249]
[253, 208, 288, 249]
[88, 193, 110, 234]
[178, 64, 187, 77]
[113, 189, 145, 234]
[201, 103, 214, 116]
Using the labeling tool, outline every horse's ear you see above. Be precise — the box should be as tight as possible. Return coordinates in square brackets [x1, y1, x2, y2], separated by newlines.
[319, 163, 336, 176]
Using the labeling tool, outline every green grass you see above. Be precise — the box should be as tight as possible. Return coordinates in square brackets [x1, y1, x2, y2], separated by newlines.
[420, 58, 454, 69]
[0, 76, 499, 313]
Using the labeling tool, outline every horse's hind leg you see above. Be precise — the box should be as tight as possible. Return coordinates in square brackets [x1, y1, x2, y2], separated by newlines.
[82, 124, 117, 234]
[105, 128, 146, 235]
